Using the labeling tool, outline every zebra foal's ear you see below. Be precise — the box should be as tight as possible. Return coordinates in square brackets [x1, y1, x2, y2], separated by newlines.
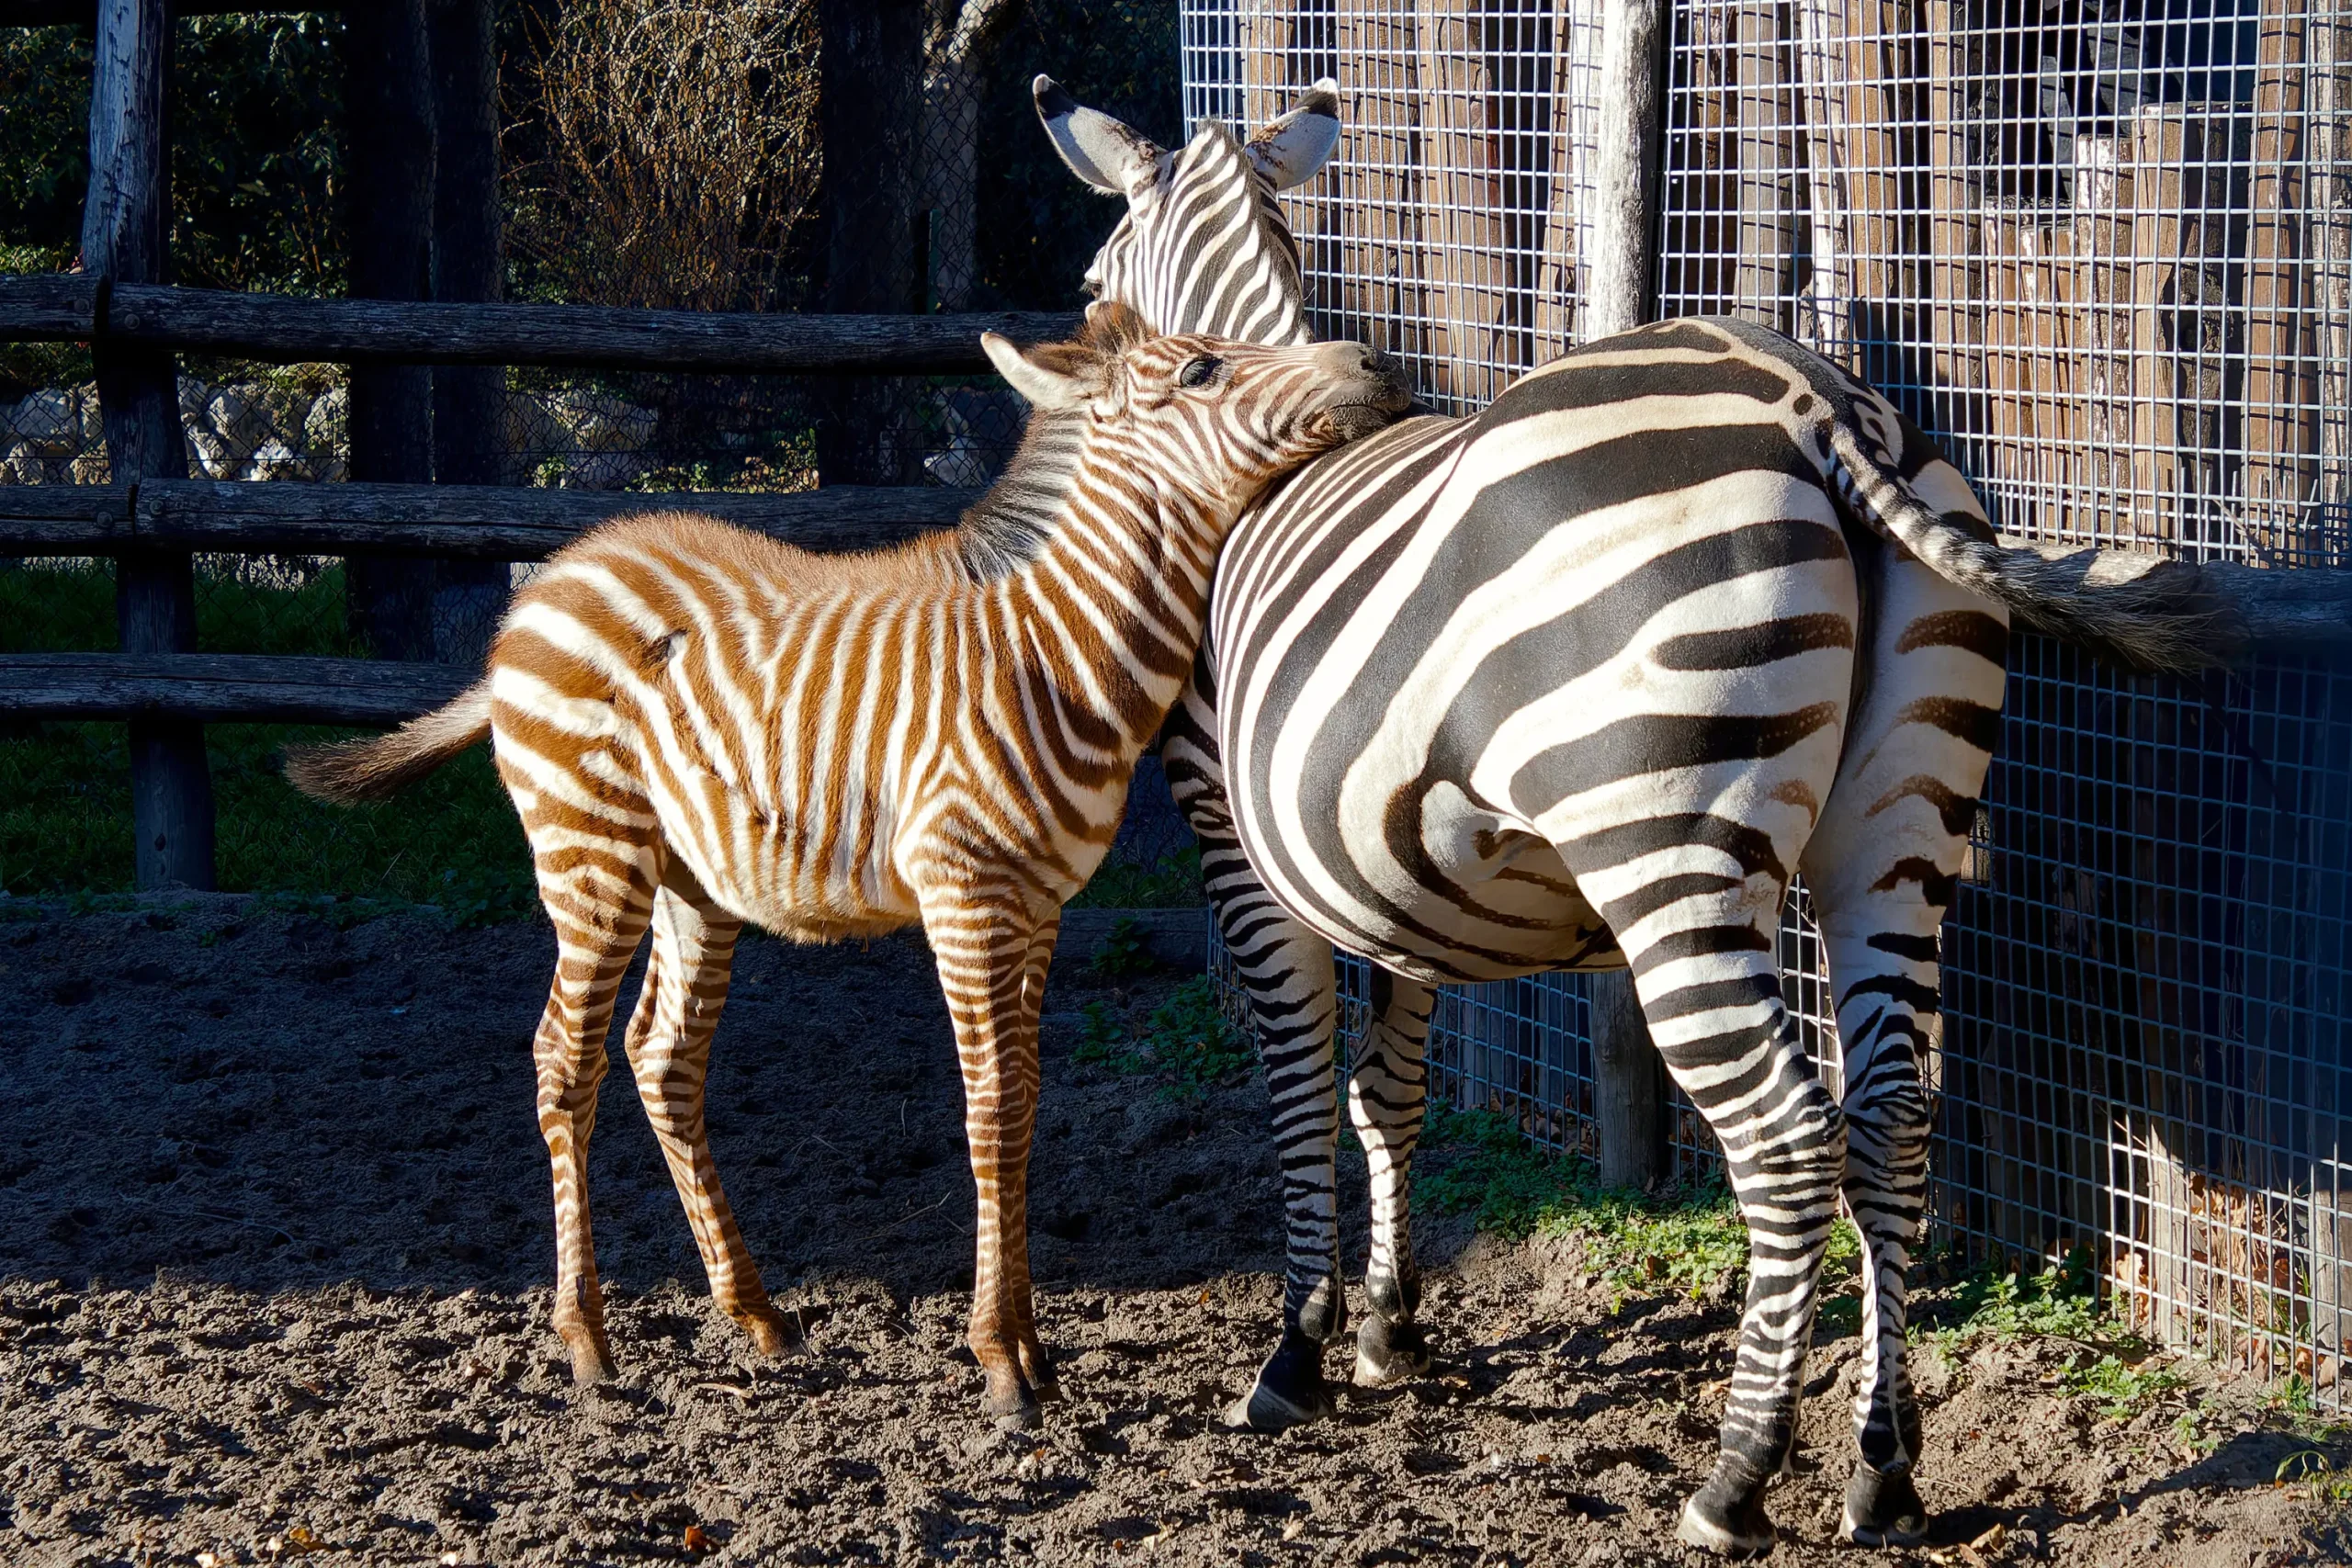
[1034, 73, 1165, 197]
[1245, 76, 1341, 190]
[982, 332, 1091, 411]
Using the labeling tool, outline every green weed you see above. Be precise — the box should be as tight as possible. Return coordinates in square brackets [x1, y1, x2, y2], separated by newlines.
[1915, 1250, 2121, 1350]
[1088, 915, 1156, 979]
[2278, 1449, 2352, 1506]
[2064, 1352, 2184, 1419]
[1069, 844, 1204, 910]
[1069, 977, 1251, 1101]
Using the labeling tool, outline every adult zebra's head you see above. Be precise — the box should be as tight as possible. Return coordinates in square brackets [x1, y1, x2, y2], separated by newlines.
[1033, 74, 1340, 346]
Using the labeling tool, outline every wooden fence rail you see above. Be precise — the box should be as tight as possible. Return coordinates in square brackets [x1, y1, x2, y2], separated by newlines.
[0, 653, 470, 726]
[0, 276, 1081, 374]
[0, 479, 974, 558]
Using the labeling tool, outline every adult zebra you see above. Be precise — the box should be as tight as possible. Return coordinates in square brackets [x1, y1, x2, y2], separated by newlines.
[288, 309, 1411, 1422]
[1035, 79, 2242, 1554]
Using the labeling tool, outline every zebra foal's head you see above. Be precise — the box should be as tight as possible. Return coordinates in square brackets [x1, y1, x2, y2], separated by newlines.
[1033, 74, 1339, 346]
[981, 302, 1408, 518]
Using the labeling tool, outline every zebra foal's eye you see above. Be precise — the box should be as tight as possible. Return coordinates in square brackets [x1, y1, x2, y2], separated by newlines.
[1179, 356, 1219, 389]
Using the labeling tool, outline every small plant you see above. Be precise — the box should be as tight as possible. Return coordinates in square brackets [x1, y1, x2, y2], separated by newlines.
[1067, 845, 1205, 910]
[2063, 1352, 2183, 1419]
[1917, 1250, 2121, 1350]
[1088, 915, 1155, 979]
[1068, 979, 1251, 1100]
[1136, 978, 1254, 1100]
[2278, 1449, 2352, 1506]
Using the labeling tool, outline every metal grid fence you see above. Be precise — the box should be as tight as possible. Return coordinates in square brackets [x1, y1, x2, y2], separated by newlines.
[1187, 0, 2351, 1404]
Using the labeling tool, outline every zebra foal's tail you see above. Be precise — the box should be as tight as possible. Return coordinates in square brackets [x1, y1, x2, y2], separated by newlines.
[283, 682, 495, 803]
[1825, 422, 2250, 674]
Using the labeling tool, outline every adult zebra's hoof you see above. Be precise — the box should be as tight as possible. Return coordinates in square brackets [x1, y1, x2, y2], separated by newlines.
[1676, 1461, 1776, 1558]
[1352, 1314, 1432, 1386]
[1222, 1333, 1334, 1432]
[1839, 1461, 1928, 1547]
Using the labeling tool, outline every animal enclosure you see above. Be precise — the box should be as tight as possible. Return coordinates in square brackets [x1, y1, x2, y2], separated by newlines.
[1187, 0, 2352, 1408]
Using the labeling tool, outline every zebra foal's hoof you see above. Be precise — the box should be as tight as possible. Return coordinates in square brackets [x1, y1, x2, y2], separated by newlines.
[566, 1340, 617, 1387]
[1676, 1461, 1776, 1558]
[1839, 1461, 1928, 1547]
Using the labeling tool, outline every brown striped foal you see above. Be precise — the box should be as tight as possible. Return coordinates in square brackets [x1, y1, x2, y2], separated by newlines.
[288, 304, 1409, 1420]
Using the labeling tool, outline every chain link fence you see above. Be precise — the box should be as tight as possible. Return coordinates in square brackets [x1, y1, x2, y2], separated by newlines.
[1189, 0, 2352, 1404]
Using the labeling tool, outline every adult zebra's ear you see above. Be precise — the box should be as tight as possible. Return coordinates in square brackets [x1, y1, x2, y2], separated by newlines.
[1034, 73, 1166, 197]
[1245, 76, 1341, 190]
[982, 332, 1091, 411]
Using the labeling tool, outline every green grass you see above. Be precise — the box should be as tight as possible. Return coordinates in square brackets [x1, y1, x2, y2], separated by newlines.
[1072, 976, 1254, 1101]
[1416, 1102, 1861, 1303]
[2, 560, 535, 916]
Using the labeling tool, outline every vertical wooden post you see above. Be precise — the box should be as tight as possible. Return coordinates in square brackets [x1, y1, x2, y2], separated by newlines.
[427, 0, 507, 666]
[1587, 0, 1665, 339]
[1586, 0, 1668, 1187]
[85, 0, 214, 890]
[1593, 970, 1666, 1189]
[345, 0, 438, 660]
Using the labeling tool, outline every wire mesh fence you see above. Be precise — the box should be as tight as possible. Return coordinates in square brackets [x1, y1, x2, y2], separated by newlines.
[1188, 0, 2352, 1404]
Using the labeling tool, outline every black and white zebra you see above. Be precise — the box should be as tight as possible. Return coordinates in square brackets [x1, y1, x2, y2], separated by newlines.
[1035, 78, 2241, 1553]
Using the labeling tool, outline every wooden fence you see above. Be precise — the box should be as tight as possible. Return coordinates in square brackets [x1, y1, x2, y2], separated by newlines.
[0, 0, 1077, 891]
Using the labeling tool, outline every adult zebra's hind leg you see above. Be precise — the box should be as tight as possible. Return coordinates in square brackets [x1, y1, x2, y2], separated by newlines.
[1159, 676, 1348, 1433]
[1351, 968, 1434, 1386]
[1798, 541, 2007, 1547]
[1559, 834, 1847, 1557]
[620, 863, 790, 1359]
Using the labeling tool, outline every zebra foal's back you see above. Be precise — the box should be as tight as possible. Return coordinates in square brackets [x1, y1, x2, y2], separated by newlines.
[288, 306, 1413, 1421]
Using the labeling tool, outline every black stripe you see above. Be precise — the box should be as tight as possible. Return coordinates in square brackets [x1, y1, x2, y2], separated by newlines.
[1652, 613, 1855, 671]
[1509, 704, 1839, 817]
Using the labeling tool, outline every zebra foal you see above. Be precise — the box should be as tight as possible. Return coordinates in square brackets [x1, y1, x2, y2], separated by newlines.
[1037, 80, 2246, 1551]
[288, 306, 1410, 1421]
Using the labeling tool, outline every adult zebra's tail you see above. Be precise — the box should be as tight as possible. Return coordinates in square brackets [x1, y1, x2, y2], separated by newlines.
[1825, 422, 2249, 673]
[284, 682, 494, 803]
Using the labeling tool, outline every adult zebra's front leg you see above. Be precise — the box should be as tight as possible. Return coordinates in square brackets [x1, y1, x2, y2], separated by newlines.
[1159, 673, 1351, 1431]
[1351, 968, 1435, 1386]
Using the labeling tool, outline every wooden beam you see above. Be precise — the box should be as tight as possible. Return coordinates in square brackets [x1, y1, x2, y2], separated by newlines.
[0, 480, 974, 556]
[0, 653, 472, 726]
[0, 276, 1080, 372]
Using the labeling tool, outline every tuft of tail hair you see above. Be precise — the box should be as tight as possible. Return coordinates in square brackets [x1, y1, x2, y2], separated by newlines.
[283, 682, 494, 804]
[1826, 424, 2248, 673]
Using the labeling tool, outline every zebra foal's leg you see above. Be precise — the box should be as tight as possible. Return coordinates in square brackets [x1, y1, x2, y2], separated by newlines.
[620, 863, 791, 1359]
[516, 818, 662, 1385]
[1798, 547, 2007, 1547]
[1351, 967, 1435, 1386]
[1164, 705, 1347, 1431]
[923, 888, 1054, 1423]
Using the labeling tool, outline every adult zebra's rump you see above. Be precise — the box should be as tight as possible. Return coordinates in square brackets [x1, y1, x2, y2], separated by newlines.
[289, 306, 1411, 1422]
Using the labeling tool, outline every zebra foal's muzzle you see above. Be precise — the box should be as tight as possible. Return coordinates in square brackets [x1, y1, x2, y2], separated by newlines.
[1313, 344, 1413, 445]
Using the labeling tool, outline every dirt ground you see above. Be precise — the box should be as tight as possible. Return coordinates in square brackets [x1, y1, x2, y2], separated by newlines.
[0, 895, 2342, 1567]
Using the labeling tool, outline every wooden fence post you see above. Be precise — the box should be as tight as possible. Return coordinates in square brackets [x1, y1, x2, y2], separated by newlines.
[427, 0, 507, 666]
[344, 0, 438, 660]
[1587, 0, 1665, 339]
[85, 0, 215, 890]
[1586, 0, 1668, 1187]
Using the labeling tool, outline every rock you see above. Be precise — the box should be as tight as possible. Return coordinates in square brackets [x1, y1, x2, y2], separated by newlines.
[10, 389, 78, 455]
[546, 389, 656, 491]
[204, 384, 269, 453]
[246, 437, 307, 482]
[303, 385, 348, 479]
